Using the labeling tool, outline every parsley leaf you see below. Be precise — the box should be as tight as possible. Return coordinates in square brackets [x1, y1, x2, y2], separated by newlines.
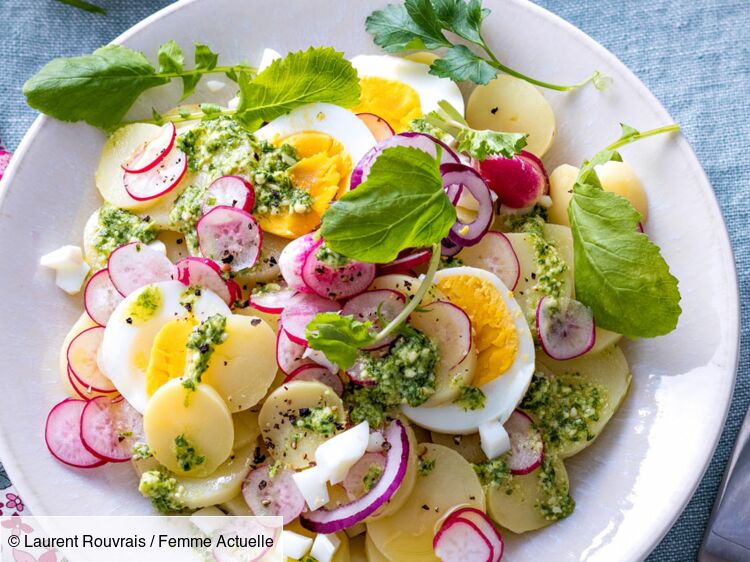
[366, 1, 448, 52]
[429, 45, 496, 85]
[432, 0, 487, 44]
[306, 313, 377, 369]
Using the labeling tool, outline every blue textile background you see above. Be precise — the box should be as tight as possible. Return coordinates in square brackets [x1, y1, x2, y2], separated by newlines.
[0, 0, 747, 559]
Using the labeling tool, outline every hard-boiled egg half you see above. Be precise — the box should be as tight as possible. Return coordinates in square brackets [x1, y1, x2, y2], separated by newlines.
[350, 54, 465, 133]
[254, 102, 377, 238]
[402, 267, 535, 434]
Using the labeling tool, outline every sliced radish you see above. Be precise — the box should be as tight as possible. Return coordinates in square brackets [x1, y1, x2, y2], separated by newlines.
[67, 326, 117, 394]
[67, 366, 119, 400]
[378, 249, 432, 276]
[121, 122, 176, 174]
[434, 518, 493, 562]
[342, 452, 386, 500]
[249, 282, 296, 314]
[242, 465, 305, 524]
[80, 396, 144, 462]
[202, 176, 255, 214]
[357, 113, 395, 142]
[123, 147, 187, 201]
[280, 292, 340, 345]
[278, 233, 321, 293]
[477, 150, 549, 209]
[226, 278, 242, 306]
[340, 289, 405, 350]
[108, 242, 177, 296]
[302, 250, 376, 301]
[409, 301, 472, 370]
[441, 508, 501, 562]
[442, 163, 494, 247]
[84, 268, 124, 326]
[505, 410, 544, 476]
[196, 205, 262, 272]
[536, 296, 596, 360]
[301, 419, 409, 533]
[175, 256, 232, 305]
[45, 399, 107, 468]
[285, 364, 344, 396]
[276, 322, 314, 375]
[458, 231, 520, 290]
[346, 357, 377, 387]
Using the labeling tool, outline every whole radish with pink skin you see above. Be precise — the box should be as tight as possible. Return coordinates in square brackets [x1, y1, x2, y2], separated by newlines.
[477, 150, 549, 209]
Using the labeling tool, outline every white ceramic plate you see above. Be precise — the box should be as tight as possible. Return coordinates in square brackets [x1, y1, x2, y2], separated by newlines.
[0, 0, 739, 560]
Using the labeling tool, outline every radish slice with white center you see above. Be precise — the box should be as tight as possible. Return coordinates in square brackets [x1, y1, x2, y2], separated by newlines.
[175, 256, 232, 305]
[242, 464, 305, 524]
[108, 242, 177, 296]
[250, 282, 296, 314]
[433, 518, 493, 562]
[340, 289, 405, 350]
[301, 419, 409, 533]
[276, 322, 314, 375]
[45, 399, 107, 468]
[226, 278, 242, 306]
[280, 292, 341, 345]
[409, 301, 472, 370]
[80, 396, 144, 463]
[197, 205, 262, 271]
[505, 410, 544, 475]
[458, 231, 520, 290]
[342, 452, 386, 500]
[442, 163, 493, 247]
[67, 326, 117, 394]
[357, 113, 395, 142]
[67, 366, 119, 400]
[278, 233, 321, 293]
[123, 147, 187, 201]
[378, 249, 432, 276]
[202, 175, 255, 214]
[84, 268, 124, 326]
[285, 364, 344, 396]
[121, 122, 176, 174]
[302, 250, 376, 301]
[477, 150, 549, 209]
[444, 507, 503, 562]
[536, 296, 596, 360]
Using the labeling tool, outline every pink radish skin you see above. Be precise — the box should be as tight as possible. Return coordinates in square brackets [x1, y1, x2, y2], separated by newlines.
[340, 289, 405, 350]
[202, 175, 255, 214]
[444, 507, 503, 562]
[433, 517, 493, 562]
[280, 292, 340, 345]
[342, 452, 386, 500]
[249, 283, 296, 314]
[278, 233, 321, 293]
[302, 250, 376, 301]
[123, 147, 187, 201]
[175, 257, 232, 305]
[84, 268, 124, 326]
[505, 410, 544, 476]
[45, 399, 107, 468]
[284, 364, 344, 396]
[67, 366, 119, 400]
[242, 465, 305, 524]
[275, 323, 314, 375]
[67, 326, 117, 394]
[357, 113, 395, 142]
[196, 205, 262, 272]
[226, 279, 242, 306]
[442, 163, 494, 247]
[536, 296, 596, 360]
[378, 249, 432, 276]
[458, 231, 520, 290]
[121, 122, 176, 174]
[80, 396, 144, 463]
[477, 150, 549, 209]
[108, 242, 177, 296]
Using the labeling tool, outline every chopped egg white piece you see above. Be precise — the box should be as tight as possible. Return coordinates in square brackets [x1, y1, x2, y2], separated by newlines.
[310, 533, 341, 562]
[366, 431, 385, 453]
[303, 347, 339, 374]
[147, 239, 167, 254]
[190, 506, 225, 536]
[479, 419, 511, 459]
[292, 465, 329, 511]
[206, 80, 226, 92]
[315, 421, 369, 484]
[40, 245, 90, 294]
[281, 530, 313, 559]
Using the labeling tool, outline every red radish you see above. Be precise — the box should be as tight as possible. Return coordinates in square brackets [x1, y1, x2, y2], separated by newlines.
[357, 113, 395, 142]
[409, 301, 472, 370]
[342, 452, 386, 500]
[378, 248, 432, 275]
[80, 396, 144, 462]
[84, 268, 124, 326]
[121, 122, 176, 174]
[201, 175, 255, 214]
[477, 150, 549, 209]
[242, 465, 305, 524]
[433, 518, 493, 562]
[301, 250, 376, 300]
[458, 231, 520, 290]
[278, 233, 321, 293]
[340, 289, 405, 350]
[45, 399, 107, 468]
[175, 256, 232, 305]
[442, 508, 502, 562]
[346, 357, 377, 387]
[123, 147, 187, 201]
[276, 323, 314, 375]
[226, 278, 242, 306]
[196, 205, 262, 271]
[505, 410, 544, 476]
[536, 296, 596, 360]
[301, 419, 409, 533]
[67, 326, 117, 394]
[67, 366, 119, 400]
[284, 364, 344, 396]
[249, 282, 296, 314]
[442, 163, 493, 247]
[108, 242, 177, 296]
[280, 292, 340, 345]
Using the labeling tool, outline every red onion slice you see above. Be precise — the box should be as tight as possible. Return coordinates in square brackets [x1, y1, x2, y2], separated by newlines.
[441, 163, 494, 247]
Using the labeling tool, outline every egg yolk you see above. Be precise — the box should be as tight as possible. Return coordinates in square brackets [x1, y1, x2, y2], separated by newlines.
[353, 76, 422, 133]
[145, 317, 197, 396]
[436, 275, 519, 386]
[257, 131, 352, 239]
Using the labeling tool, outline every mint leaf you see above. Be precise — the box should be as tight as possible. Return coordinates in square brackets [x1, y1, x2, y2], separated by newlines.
[456, 128, 527, 160]
[158, 40, 184, 74]
[306, 313, 377, 370]
[321, 147, 455, 263]
[430, 45, 496, 85]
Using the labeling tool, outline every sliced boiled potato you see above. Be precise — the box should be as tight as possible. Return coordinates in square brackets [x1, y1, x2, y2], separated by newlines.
[466, 75, 556, 157]
[429, 431, 486, 464]
[536, 345, 631, 458]
[163, 104, 203, 132]
[202, 314, 277, 412]
[548, 163, 578, 226]
[258, 381, 345, 469]
[232, 409, 260, 450]
[219, 493, 254, 516]
[369, 274, 445, 306]
[367, 443, 484, 562]
[487, 455, 570, 534]
[157, 230, 193, 263]
[58, 312, 98, 397]
[234, 233, 288, 285]
[135, 171, 195, 230]
[365, 534, 390, 562]
[236, 305, 280, 333]
[143, 378, 234, 477]
[285, 520, 350, 562]
[589, 326, 623, 354]
[349, 534, 367, 562]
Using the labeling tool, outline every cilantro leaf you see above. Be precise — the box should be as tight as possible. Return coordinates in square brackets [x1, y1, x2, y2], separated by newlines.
[157, 40, 184, 74]
[321, 146, 455, 263]
[306, 313, 377, 369]
[429, 45, 496, 85]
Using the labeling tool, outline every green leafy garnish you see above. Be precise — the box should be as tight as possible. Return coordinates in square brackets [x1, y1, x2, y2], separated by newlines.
[55, 0, 106, 14]
[568, 123, 682, 337]
[306, 313, 377, 369]
[366, 0, 608, 91]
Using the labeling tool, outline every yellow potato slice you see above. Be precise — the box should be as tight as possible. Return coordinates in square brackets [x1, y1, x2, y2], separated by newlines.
[285, 520, 350, 562]
[589, 326, 623, 354]
[82, 209, 107, 270]
[365, 534, 390, 562]
[349, 534, 367, 562]
[236, 305, 280, 333]
[220, 493, 254, 516]
[156, 230, 192, 264]
[144, 378, 234, 477]
[547, 163, 578, 226]
[429, 431, 486, 464]
[234, 233, 288, 285]
[232, 409, 261, 450]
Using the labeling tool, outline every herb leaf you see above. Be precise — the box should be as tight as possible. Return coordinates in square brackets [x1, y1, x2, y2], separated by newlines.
[306, 313, 377, 369]
[432, 0, 487, 44]
[366, 2, 447, 52]
[429, 45, 496, 85]
[157, 40, 184, 74]
[403, 0, 452, 49]
[180, 43, 220, 100]
[321, 146, 455, 263]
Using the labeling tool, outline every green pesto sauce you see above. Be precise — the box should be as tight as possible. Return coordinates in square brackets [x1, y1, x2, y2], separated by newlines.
[344, 385, 389, 428]
[410, 117, 450, 141]
[315, 242, 350, 268]
[169, 183, 206, 255]
[132, 442, 152, 460]
[472, 457, 511, 488]
[363, 464, 385, 491]
[127, 285, 163, 324]
[267, 459, 282, 478]
[253, 141, 312, 215]
[138, 469, 186, 514]
[417, 458, 436, 477]
[182, 314, 228, 391]
[536, 456, 575, 521]
[173, 434, 205, 472]
[438, 256, 464, 270]
[453, 382, 486, 411]
[294, 406, 339, 438]
[95, 204, 159, 257]
[519, 216, 568, 315]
